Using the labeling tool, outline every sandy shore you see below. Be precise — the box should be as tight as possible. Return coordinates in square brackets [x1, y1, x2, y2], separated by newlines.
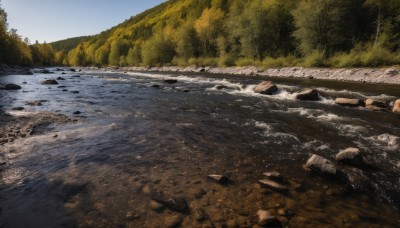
[103, 66, 400, 85]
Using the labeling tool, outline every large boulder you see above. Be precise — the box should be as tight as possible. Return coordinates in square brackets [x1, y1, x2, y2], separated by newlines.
[335, 98, 364, 107]
[296, 89, 319, 101]
[393, 99, 400, 113]
[304, 154, 338, 177]
[254, 81, 278, 95]
[4, 83, 22, 90]
[335, 147, 364, 166]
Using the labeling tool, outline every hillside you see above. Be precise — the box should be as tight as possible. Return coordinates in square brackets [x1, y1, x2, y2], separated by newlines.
[57, 0, 400, 67]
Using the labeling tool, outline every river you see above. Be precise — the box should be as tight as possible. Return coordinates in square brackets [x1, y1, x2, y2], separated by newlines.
[1, 69, 399, 227]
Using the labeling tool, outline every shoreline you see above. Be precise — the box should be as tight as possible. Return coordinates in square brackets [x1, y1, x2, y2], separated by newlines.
[99, 66, 400, 85]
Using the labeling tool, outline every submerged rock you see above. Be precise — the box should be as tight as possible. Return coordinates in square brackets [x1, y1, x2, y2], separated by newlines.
[259, 179, 288, 192]
[393, 99, 400, 113]
[4, 83, 22, 90]
[263, 171, 283, 182]
[335, 98, 364, 107]
[42, 79, 58, 85]
[150, 200, 165, 212]
[164, 79, 178, 84]
[257, 210, 282, 227]
[26, 101, 42, 106]
[344, 168, 371, 191]
[254, 81, 278, 95]
[194, 208, 207, 222]
[57, 77, 66, 80]
[165, 214, 183, 228]
[150, 194, 189, 213]
[207, 174, 229, 184]
[335, 147, 364, 166]
[296, 89, 319, 101]
[304, 154, 338, 177]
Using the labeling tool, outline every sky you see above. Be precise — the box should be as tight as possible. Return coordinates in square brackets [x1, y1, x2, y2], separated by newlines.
[1, 0, 165, 43]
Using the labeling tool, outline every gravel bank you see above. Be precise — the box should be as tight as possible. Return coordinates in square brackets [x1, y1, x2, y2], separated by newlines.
[110, 66, 400, 85]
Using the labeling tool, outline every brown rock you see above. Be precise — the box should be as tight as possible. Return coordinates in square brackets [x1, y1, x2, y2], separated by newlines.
[259, 179, 288, 192]
[304, 154, 338, 177]
[296, 89, 319, 101]
[257, 210, 282, 227]
[263, 171, 283, 182]
[42, 79, 58, 85]
[335, 147, 363, 166]
[335, 98, 364, 107]
[207, 174, 229, 184]
[150, 200, 165, 212]
[365, 98, 387, 111]
[165, 214, 183, 228]
[393, 99, 400, 113]
[254, 81, 278, 95]
[194, 208, 207, 222]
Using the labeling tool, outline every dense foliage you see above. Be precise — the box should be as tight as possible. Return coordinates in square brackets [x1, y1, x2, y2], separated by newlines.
[2, 0, 400, 67]
[0, 0, 56, 66]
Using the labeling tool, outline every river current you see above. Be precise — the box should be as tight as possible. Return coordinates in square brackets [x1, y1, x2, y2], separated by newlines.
[1, 69, 400, 227]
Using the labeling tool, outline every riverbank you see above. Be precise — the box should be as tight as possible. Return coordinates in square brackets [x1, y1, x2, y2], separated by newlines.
[98, 66, 400, 85]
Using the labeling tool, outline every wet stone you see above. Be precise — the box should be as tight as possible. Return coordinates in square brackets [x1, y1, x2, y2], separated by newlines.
[296, 89, 319, 101]
[259, 179, 288, 192]
[393, 99, 400, 113]
[57, 77, 66, 80]
[207, 174, 229, 184]
[335, 98, 364, 107]
[257, 210, 282, 227]
[42, 79, 58, 85]
[150, 200, 165, 212]
[12, 107, 24, 111]
[150, 194, 189, 212]
[164, 79, 178, 84]
[254, 81, 278, 95]
[263, 171, 283, 182]
[4, 83, 22, 90]
[305, 154, 338, 177]
[336, 147, 364, 166]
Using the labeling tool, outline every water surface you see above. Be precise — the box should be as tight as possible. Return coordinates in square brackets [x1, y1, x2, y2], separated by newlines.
[1, 69, 399, 227]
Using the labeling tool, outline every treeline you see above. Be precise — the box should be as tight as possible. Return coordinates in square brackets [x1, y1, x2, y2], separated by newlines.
[61, 0, 400, 68]
[0, 1, 56, 66]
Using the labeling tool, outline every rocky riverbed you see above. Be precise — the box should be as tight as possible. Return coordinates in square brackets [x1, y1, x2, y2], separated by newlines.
[1, 68, 400, 227]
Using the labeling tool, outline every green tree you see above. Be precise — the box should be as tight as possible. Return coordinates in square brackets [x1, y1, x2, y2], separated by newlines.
[292, 0, 351, 57]
[194, 7, 224, 57]
[142, 34, 175, 65]
[126, 42, 142, 65]
[174, 24, 200, 60]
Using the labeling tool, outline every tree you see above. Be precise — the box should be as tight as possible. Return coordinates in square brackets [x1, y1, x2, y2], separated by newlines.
[174, 24, 200, 60]
[126, 42, 142, 65]
[142, 34, 175, 65]
[194, 7, 224, 57]
[292, 0, 351, 57]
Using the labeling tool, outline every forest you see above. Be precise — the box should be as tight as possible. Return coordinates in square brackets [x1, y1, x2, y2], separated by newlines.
[1, 0, 400, 68]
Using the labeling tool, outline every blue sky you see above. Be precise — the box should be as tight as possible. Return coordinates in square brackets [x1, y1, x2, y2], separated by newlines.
[2, 0, 165, 43]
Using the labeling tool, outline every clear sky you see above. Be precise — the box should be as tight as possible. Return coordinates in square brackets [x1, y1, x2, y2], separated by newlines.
[1, 0, 165, 43]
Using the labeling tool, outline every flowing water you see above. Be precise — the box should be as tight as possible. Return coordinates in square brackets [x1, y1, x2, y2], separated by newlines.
[0, 69, 400, 227]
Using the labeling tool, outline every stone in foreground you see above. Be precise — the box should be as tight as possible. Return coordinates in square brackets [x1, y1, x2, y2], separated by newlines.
[259, 179, 288, 192]
[208, 174, 229, 184]
[305, 154, 338, 177]
[4, 83, 22, 90]
[335, 98, 364, 107]
[335, 147, 364, 166]
[257, 210, 282, 227]
[393, 99, 400, 113]
[151, 194, 189, 213]
[296, 89, 319, 101]
[254, 81, 278, 95]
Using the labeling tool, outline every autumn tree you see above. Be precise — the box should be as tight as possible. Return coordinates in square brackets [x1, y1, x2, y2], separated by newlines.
[194, 7, 224, 57]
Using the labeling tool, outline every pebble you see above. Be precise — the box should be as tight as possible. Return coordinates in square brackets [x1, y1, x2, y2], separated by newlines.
[150, 200, 165, 212]
[257, 210, 281, 227]
[207, 174, 229, 184]
[165, 214, 183, 228]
